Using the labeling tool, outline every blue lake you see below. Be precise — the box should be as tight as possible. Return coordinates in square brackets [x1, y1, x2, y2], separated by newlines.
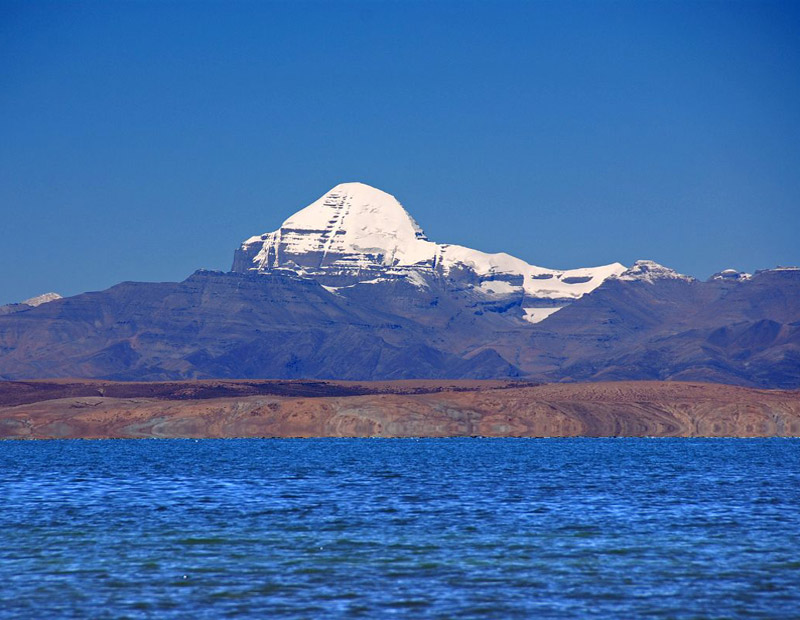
[1, 438, 799, 618]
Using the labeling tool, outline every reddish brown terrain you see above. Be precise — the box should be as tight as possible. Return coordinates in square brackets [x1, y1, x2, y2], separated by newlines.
[1, 379, 799, 439]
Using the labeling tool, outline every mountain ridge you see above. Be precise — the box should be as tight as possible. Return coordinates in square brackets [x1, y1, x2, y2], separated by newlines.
[0, 182, 797, 387]
[233, 182, 625, 323]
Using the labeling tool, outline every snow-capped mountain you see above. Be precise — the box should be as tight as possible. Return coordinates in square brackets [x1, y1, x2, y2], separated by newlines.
[1, 181, 797, 387]
[233, 182, 625, 322]
[613, 260, 695, 283]
[709, 269, 752, 282]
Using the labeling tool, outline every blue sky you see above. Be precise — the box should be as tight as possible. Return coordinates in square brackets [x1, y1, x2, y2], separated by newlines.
[1, 0, 799, 304]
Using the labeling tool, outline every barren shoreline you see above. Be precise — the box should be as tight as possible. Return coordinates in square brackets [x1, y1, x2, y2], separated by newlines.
[0, 379, 797, 439]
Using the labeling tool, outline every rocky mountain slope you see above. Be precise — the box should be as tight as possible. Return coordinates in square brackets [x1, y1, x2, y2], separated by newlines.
[521, 265, 800, 388]
[0, 183, 797, 386]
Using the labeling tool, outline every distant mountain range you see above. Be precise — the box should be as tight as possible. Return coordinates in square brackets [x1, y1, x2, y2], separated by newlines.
[1, 183, 798, 387]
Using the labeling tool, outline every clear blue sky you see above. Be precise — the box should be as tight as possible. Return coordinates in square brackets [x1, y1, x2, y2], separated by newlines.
[2, 0, 799, 304]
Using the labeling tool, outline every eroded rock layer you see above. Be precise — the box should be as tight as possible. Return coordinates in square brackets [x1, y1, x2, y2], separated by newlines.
[1, 380, 798, 439]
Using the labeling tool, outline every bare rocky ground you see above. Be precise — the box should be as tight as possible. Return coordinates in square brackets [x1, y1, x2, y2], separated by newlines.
[1, 379, 798, 439]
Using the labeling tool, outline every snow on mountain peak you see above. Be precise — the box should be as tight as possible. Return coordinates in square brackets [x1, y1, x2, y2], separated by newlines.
[615, 260, 694, 284]
[240, 182, 433, 272]
[21, 292, 62, 307]
[709, 269, 751, 282]
[233, 183, 626, 314]
[283, 182, 426, 241]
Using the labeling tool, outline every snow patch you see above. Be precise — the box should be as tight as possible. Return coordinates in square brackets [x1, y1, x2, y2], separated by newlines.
[522, 307, 562, 324]
[21, 292, 62, 307]
[403, 270, 430, 289]
[479, 280, 519, 295]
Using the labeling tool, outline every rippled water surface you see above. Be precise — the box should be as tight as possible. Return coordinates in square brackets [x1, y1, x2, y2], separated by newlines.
[1, 438, 800, 618]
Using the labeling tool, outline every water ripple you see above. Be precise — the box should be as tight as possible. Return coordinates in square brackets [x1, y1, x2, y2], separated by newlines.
[1, 438, 799, 618]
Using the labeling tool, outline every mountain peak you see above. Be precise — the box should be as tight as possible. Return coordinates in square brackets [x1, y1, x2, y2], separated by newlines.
[21, 292, 62, 307]
[280, 181, 428, 245]
[237, 182, 432, 274]
[615, 260, 694, 284]
[232, 183, 626, 310]
[709, 269, 751, 282]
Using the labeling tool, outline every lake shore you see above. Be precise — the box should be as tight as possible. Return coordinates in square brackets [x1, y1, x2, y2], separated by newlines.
[1, 379, 799, 439]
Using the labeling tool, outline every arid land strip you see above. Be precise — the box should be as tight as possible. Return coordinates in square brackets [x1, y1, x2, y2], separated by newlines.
[1, 379, 798, 439]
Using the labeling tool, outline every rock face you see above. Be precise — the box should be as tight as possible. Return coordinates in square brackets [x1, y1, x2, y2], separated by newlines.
[0, 183, 797, 387]
[1, 380, 798, 439]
